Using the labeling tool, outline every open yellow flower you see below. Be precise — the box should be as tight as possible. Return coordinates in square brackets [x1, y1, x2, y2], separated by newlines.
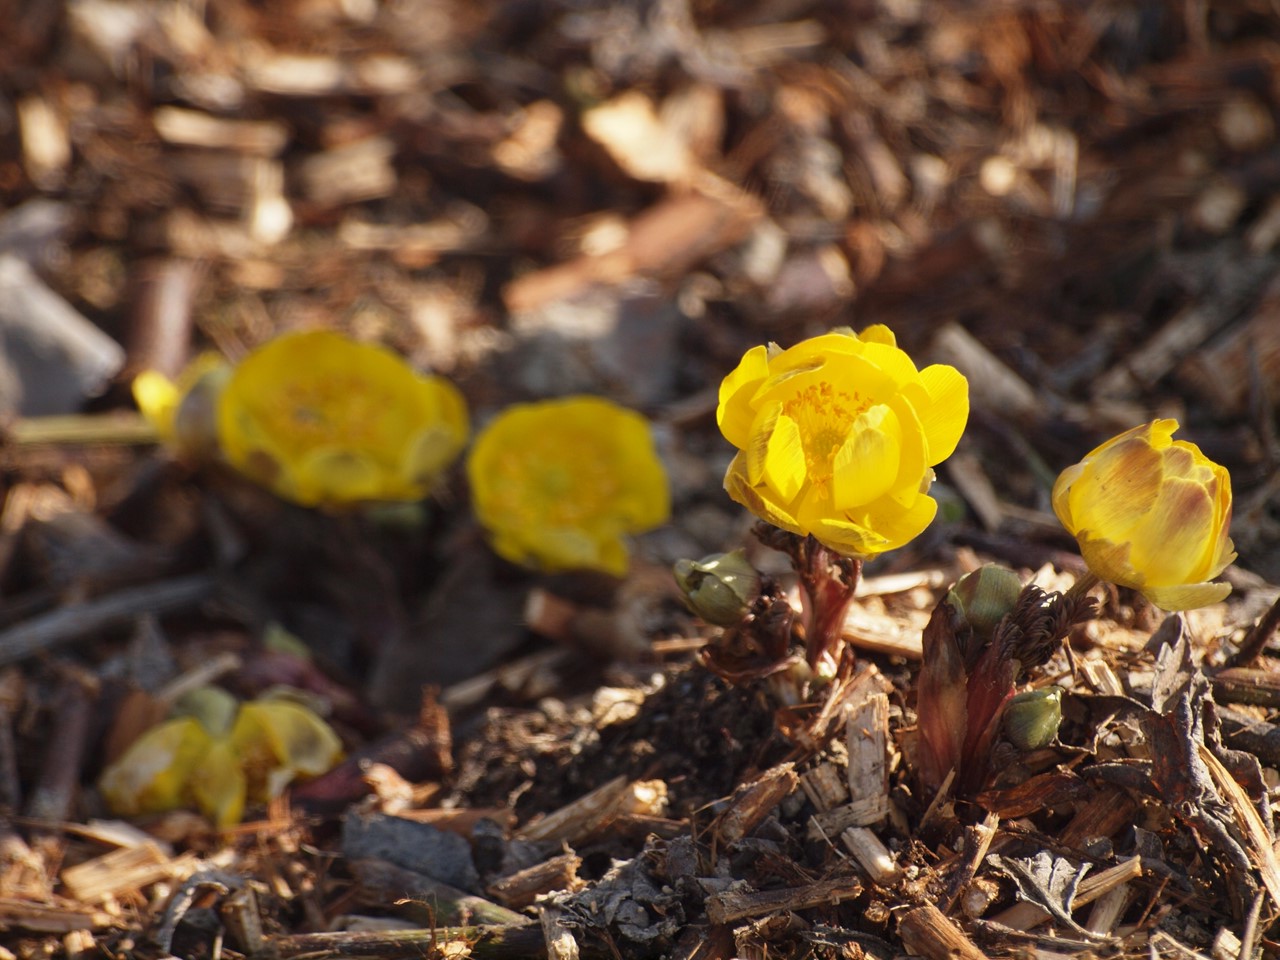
[717, 326, 968, 557]
[132, 353, 231, 460]
[99, 688, 343, 828]
[1052, 419, 1235, 610]
[467, 396, 670, 576]
[216, 330, 469, 508]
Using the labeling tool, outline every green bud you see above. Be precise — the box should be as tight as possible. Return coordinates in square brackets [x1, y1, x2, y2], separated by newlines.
[673, 549, 761, 626]
[172, 685, 239, 738]
[1003, 687, 1062, 751]
[947, 564, 1023, 641]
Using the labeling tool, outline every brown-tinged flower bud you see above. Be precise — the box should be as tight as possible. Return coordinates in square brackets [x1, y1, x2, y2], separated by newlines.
[673, 549, 761, 626]
[947, 564, 1023, 642]
[1003, 687, 1062, 750]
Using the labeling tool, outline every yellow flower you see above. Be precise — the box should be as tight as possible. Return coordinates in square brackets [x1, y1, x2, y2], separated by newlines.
[717, 326, 969, 557]
[132, 353, 231, 460]
[1052, 419, 1235, 610]
[467, 396, 670, 576]
[99, 688, 343, 828]
[216, 330, 469, 507]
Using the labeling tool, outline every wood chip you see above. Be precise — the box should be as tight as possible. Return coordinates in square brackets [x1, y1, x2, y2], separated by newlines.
[517, 776, 668, 844]
[60, 842, 197, 904]
[152, 107, 288, 155]
[713, 762, 798, 845]
[841, 826, 901, 884]
[897, 901, 988, 960]
[706, 876, 862, 925]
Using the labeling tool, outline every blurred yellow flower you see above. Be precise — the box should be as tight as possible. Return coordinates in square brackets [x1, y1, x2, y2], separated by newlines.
[132, 353, 230, 460]
[1053, 419, 1235, 610]
[467, 396, 670, 576]
[717, 326, 968, 557]
[216, 330, 469, 507]
[99, 688, 343, 828]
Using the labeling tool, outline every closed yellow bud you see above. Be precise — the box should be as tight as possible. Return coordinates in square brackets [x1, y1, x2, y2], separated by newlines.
[1052, 420, 1235, 611]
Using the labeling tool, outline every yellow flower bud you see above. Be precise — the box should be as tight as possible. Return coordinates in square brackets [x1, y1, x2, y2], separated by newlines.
[1052, 420, 1235, 611]
[673, 549, 761, 626]
[716, 326, 968, 557]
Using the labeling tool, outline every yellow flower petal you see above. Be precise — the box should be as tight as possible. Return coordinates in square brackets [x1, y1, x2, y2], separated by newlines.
[717, 344, 771, 450]
[761, 412, 807, 503]
[99, 717, 214, 817]
[831, 404, 901, 509]
[910, 364, 970, 464]
[188, 739, 247, 828]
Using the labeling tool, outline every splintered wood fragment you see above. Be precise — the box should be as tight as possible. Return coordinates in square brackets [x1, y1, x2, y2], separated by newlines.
[338, 209, 487, 254]
[1079, 658, 1126, 697]
[705, 876, 862, 924]
[1085, 883, 1132, 935]
[350, 858, 526, 928]
[503, 184, 762, 314]
[152, 107, 288, 155]
[1213, 926, 1243, 960]
[17, 95, 70, 190]
[800, 763, 848, 813]
[0, 897, 114, 933]
[0, 574, 215, 667]
[855, 569, 948, 597]
[245, 53, 346, 95]
[517, 776, 668, 844]
[811, 798, 894, 839]
[897, 901, 989, 960]
[1198, 742, 1280, 908]
[841, 827, 901, 884]
[931, 323, 1038, 422]
[540, 905, 580, 960]
[1060, 785, 1139, 849]
[1212, 667, 1280, 707]
[221, 884, 266, 955]
[1094, 284, 1258, 400]
[1177, 287, 1280, 417]
[940, 812, 999, 914]
[840, 606, 922, 659]
[61, 841, 196, 903]
[271, 924, 544, 959]
[846, 689, 889, 825]
[945, 451, 1003, 532]
[713, 762, 798, 844]
[487, 853, 583, 910]
[990, 856, 1143, 931]
[26, 673, 94, 822]
[300, 137, 398, 206]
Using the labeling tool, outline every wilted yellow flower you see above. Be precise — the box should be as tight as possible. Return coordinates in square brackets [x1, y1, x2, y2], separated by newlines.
[99, 688, 343, 828]
[1053, 419, 1235, 610]
[717, 326, 968, 557]
[216, 330, 468, 507]
[132, 353, 230, 460]
[467, 396, 670, 576]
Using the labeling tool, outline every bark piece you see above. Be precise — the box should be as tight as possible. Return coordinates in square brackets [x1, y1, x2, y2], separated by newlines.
[705, 876, 862, 925]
